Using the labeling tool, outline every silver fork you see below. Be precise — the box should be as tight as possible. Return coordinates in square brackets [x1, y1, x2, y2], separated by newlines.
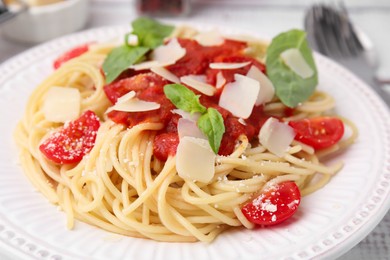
[304, 3, 390, 105]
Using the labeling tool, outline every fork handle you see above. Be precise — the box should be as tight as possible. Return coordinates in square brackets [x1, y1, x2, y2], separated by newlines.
[376, 78, 390, 85]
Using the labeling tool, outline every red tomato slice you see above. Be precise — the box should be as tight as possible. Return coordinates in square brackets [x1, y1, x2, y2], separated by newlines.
[53, 44, 90, 69]
[39, 110, 100, 164]
[288, 117, 344, 150]
[241, 181, 301, 226]
[104, 73, 173, 128]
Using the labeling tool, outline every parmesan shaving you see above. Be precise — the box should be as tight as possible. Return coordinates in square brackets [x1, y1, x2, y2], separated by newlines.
[180, 75, 216, 96]
[218, 74, 260, 119]
[246, 66, 275, 105]
[177, 118, 207, 139]
[259, 117, 296, 157]
[194, 30, 225, 46]
[223, 34, 261, 43]
[151, 67, 180, 83]
[43, 86, 80, 123]
[106, 91, 160, 113]
[116, 91, 136, 104]
[215, 72, 226, 89]
[171, 109, 201, 122]
[176, 136, 216, 183]
[130, 38, 186, 70]
[280, 48, 314, 79]
[209, 61, 251, 70]
[130, 61, 160, 71]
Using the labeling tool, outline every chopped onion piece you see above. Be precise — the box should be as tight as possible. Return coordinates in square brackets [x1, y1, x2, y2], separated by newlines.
[219, 74, 260, 119]
[194, 30, 225, 46]
[151, 67, 180, 83]
[176, 136, 216, 183]
[259, 117, 296, 157]
[246, 66, 275, 105]
[280, 48, 314, 79]
[209, 61, 251, 70]
[177, 118, 207, 139]
[43, 86, 80, 123]
[180, 75, 216, 96]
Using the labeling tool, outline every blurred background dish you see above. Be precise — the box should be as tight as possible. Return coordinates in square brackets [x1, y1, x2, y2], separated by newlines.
[4, 0, 64, 6]
[1, 0, 89, 43]
[136, 0, 191, 16]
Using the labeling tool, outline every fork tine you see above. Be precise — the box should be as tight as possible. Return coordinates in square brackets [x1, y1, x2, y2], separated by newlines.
[304, 6, 320, 52]
[308, 3, 366, 59]
[318, 5, 344, 58]
[329, 3, 351, 57]
[337, 2, 360, 57]
[310, 5, 334, 56]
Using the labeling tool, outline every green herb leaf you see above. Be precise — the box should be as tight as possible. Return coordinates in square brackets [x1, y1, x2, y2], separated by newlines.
[102, 45, 149, 84]
[163, 84, 225, 154]
[132, 17, 174, 49]
[102, 18, 174, 83]
[266, 29, 318, 108]
[164, 84, 207, 114]
[198, 108, 225, 154]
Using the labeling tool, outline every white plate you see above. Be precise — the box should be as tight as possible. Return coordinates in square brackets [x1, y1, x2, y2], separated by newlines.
[0, 25, 389, 260]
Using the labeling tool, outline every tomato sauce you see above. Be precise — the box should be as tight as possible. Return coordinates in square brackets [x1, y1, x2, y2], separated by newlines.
[166, 38, 247, 77]
[206, 55, 266, 87]
[104, 39, 267, 161]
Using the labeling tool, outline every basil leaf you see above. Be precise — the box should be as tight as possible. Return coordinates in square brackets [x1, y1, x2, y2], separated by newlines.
[132, 17, 174, 49]
[102, 45, 149, 84]
[266, 29, 318, 108]
[164, 84, 207, 114]
[198, 108, 225, 154]
[102, 18, 173, 83]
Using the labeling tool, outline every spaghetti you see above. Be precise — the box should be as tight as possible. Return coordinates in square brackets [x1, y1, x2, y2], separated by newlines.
[14, 22, 357, 242]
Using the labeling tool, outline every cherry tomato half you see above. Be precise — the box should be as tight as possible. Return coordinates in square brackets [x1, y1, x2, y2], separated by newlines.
[241, 181, 300, 226]
[53, 44, 90, 69]
[39, 110, 100, 164]
[288, 117, 344, 150]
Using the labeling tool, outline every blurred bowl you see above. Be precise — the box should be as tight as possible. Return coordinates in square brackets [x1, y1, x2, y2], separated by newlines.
[2, 0, 89, 43]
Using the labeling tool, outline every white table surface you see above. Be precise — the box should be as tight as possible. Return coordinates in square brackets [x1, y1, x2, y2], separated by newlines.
[0, 0, 389, 259]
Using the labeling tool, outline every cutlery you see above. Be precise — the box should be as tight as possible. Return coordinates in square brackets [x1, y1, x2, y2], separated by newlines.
[304, 3, 390, 105]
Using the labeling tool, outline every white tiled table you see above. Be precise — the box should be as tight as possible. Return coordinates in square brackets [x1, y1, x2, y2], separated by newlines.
[1, 0, 389, 259]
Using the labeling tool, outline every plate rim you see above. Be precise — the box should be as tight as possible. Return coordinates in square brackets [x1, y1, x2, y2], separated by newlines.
[0, 23, 390, 260]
